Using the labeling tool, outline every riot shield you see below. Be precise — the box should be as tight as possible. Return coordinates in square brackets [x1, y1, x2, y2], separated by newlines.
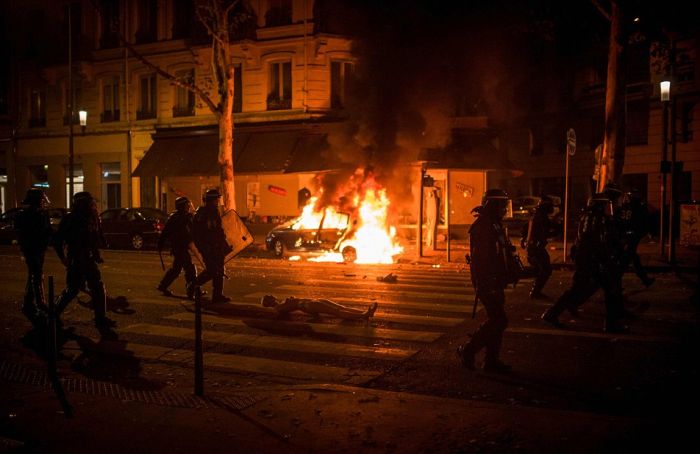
[221, 209, 254, 263]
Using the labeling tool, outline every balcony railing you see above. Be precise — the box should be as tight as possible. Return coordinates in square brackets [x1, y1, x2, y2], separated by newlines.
[100, 110, 120, 123]
[173, 106, 195, 117]
[266, 97, 292, 111]
[136, 110, 157, 120]
[28, 117, 46, 128]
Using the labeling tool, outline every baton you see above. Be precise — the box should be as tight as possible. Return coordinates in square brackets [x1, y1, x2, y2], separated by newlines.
[158, 249, 165, 271]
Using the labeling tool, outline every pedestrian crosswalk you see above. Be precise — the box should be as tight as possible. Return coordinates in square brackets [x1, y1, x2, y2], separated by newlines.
[58, 260, 478, 385]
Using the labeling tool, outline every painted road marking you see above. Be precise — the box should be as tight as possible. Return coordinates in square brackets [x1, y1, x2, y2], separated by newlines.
[119, 323, 416, 360]
[275, 284, 471, 302]
[164, 312, 443, 342]
[506, 327, 678, 343]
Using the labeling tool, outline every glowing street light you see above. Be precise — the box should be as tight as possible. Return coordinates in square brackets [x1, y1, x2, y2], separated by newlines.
[660, 80, 671, 102]
[79, 110, 87, 134]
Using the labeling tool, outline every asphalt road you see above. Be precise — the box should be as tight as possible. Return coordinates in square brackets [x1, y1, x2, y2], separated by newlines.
[0, 245, 698, 451]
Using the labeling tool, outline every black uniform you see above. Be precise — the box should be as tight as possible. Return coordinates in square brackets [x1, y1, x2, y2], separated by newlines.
[53, 196, 110, 328]
[618, 196, 653, 287]
[458, 192, 511, 373]
[542, 196, 627, 333]
[523, 205, 559, 298]
[157, 210, 197, 296]
[191, 204, 231, 301]
[15, 203, 53, 325]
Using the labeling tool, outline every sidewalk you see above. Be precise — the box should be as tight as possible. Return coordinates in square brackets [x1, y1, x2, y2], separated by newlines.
[2, 370, 687, 453]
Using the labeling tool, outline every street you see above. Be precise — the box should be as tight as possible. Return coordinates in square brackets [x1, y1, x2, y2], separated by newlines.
[1, 245, 698, 452]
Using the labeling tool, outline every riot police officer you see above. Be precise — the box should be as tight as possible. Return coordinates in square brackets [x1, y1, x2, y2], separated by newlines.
[189, 188, 232, 303]
[457, 189, 512, 373]
[14, 188, 53, 328]
[53, 191, 114, 331]
[521, 196, 560, 298]
[157, 196, 200, 298]
[541, 193, 628, 333]
[619, 189, 654, 287]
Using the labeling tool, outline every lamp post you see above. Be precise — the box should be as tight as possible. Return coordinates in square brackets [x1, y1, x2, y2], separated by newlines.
[659, 80, 670, 257]
[67, 2, 73, 208]
[79, 110, 87, 135]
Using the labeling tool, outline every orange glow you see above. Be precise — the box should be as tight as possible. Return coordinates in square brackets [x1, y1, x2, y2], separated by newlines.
[292, 170, 403, 264]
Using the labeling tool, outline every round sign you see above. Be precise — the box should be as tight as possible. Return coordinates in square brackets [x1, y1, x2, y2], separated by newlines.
[566, 128, 576, 156]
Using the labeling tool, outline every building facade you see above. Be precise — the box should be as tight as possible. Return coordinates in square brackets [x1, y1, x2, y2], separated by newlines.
[1, 0, 356, 216]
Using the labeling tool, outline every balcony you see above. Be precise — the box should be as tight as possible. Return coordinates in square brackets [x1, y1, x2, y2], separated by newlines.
[100, 110, 120, 123]
[136, 110, 157, 120]
[173, 106, 195, 117]
[28, 117, 46, 128]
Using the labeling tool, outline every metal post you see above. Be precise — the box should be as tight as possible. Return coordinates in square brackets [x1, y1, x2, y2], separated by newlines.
[418, 166, 425, 258]
[660, 100, 669, 256]
[194, 292, 204, 397]
[668, 97, 677, 264]
[563, 152, 570, 262]
[446, 170, 451, 262]
[48, 276, 56, 367]
[67, 4, 74, 208]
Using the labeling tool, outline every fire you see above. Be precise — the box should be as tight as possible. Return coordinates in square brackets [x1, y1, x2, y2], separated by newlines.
[291, 171, 403, 264]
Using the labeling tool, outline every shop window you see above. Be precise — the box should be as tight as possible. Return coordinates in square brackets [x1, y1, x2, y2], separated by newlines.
[101, 162, 121, 209]
[64, 164, 84, 206]
[29, 165, 49, 189]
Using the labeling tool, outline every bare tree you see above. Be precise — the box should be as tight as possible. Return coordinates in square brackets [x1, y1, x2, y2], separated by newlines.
[92, 0, 251, 211]
[591, 0, 628, 191]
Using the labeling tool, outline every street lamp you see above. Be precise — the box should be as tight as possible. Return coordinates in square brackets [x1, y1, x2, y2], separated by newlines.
[79, 110, 87, 134]
[659, 80, 671, 257]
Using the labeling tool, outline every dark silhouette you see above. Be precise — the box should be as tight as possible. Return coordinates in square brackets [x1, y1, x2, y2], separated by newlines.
[618, 189, 654, 287]
[541, 191, 628, 334]
[261, 295, 378, 320]
[53, 191, 115, 334]
[157, 196, 201, 299]
[458, 189, 512, 373]
[14, 188, 53, 328]
[521, 196, 560, 299]
[189, 189, 232, 303]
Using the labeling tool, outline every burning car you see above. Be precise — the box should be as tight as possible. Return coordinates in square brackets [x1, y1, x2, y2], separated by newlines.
[265, 207, 357, 262]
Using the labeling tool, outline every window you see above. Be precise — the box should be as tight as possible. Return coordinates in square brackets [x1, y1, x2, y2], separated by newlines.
[138, 74, 157, 119]
[135, 0, 158, 43]
[101, 162, 121, 210]
[267, 61, 292, 110]
[265, 0, 292, 27]
[234, 64, 242, 113]
[173, 69, 195, 117]
[331, 61, 354, 109]
[680, 102, 695, 143]
[172, 0, 192, 39]
[99, 0, 120, 48]
[626, 99, 649, 145]
[64, 164, 84, 206]
[29, 89, 46, 128]
[29, 165, 49, 189]
[102, 77, 120, 122]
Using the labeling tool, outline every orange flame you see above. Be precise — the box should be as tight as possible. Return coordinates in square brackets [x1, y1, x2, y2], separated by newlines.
[299, 180, 402, 264]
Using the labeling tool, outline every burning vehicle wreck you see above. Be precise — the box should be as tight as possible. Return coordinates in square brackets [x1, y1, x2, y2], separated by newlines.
[265, 204, 357, 262]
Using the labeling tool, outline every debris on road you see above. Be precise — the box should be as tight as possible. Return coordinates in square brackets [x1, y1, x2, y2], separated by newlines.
[377, 273, 397, 283]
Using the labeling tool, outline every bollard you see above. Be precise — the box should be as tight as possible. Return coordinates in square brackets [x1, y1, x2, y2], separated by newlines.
[194, 290, 204, 397]
[47, 276, 57, 368]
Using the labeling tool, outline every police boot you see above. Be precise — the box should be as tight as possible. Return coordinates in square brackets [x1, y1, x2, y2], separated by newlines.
[211, 276, 231, 303]
[541, 306, 564, 328]
[92, 282, 115, 329]
[158, 269, 179, 296]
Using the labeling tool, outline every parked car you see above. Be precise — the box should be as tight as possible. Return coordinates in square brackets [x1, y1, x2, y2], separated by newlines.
[265, 210, 357, 261]
[0, 207, 68, 244]
[100, 208, 167, 250]
[504, 195, 562, 235]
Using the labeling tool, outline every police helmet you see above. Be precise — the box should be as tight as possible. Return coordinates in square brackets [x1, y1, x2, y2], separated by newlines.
[175, 196, 191, 209]
[203, 188, 222, 201]
[72, 191, 94, 211]
[22, 188, 50, 207]
[481, 188, 509, 205]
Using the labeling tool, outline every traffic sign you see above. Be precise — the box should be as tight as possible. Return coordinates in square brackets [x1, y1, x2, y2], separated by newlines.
[566, 128, 576, 156]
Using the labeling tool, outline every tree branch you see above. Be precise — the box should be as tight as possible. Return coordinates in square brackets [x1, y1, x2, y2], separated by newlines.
[590, 0, 612, 21]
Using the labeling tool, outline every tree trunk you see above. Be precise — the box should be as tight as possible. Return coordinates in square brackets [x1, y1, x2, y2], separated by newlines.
[598, 1, 627, 191]
[219, 63, 236, 211]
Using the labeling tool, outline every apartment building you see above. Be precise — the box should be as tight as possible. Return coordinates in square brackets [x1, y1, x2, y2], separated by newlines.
[1, 0, 355, 216]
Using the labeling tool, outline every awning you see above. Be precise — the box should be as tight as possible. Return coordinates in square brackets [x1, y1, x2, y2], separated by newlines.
[132, 124, 339, 178]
